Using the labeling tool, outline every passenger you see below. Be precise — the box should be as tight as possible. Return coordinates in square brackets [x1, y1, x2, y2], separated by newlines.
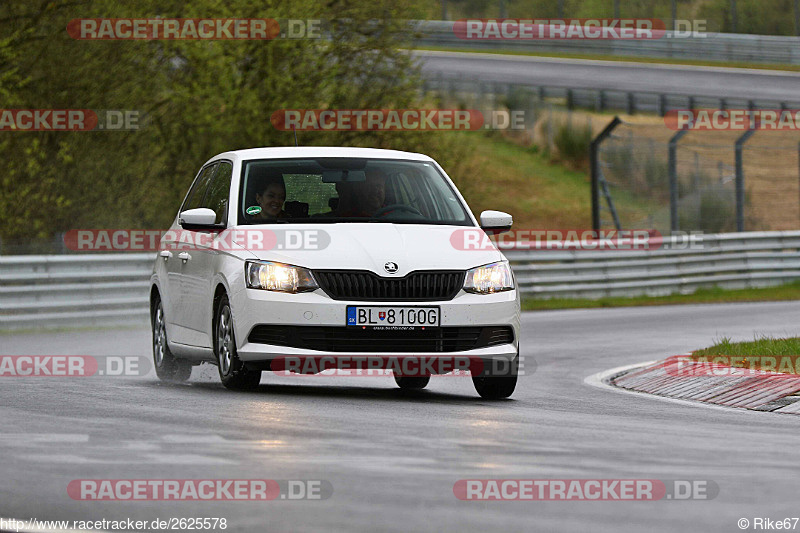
[254, 175, 287, 220]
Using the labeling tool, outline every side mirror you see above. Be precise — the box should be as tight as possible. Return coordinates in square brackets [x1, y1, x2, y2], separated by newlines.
[179, 208, 218, 230]
[479, 210, 513, 235]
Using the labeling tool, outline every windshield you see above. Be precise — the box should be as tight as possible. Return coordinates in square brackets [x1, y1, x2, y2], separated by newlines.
[238, 158, 472, 225]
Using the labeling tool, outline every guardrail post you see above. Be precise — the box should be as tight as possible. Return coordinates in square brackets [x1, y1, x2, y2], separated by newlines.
[669, 129, 690, 233]
[596, 90, 606, 112]
[796, 0, 800, 36]
[566, 89, 574, 110]
[658, 94, 667, 117]
[735, 128, 757, 232]
[626, 92, 635, 115]
[671, 0, 679, 31]
[591, 116, 622, 231]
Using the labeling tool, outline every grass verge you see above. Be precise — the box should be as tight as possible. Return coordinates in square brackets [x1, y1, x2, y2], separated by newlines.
[522, 280, 800, 311]
[694, 336, 800, 358]
[692, 336, 800, 374]
[453, 131, 660, 230]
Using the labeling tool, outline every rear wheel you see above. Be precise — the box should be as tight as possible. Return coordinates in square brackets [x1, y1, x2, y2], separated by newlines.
[151, 296, 192, 382]
[394, 375, 430, 390]
[472, 354, 518, 400]
[215, 295, 261, 391]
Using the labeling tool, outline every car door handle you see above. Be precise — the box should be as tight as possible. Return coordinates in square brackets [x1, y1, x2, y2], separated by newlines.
[159, 250, 173, 260]
[178, 252, 191, 262]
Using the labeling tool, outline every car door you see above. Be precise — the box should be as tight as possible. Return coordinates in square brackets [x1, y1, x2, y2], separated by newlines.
[164, 162, 218, 346]
[181, 160, 233, 347]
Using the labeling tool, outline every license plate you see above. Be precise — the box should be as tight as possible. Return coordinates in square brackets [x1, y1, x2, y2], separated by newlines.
[346, 306, 440, 329]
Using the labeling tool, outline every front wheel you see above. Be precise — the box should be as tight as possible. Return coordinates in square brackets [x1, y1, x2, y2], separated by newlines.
[151, 296, 193, 382]
[215, 295, 261, 391]
[472, 354, 518, 399]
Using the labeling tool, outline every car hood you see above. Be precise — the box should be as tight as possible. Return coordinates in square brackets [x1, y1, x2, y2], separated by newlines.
[234, 223, 504, 276]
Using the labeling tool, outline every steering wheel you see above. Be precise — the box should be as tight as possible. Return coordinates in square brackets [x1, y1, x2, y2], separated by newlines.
[372, 204, 423, 218]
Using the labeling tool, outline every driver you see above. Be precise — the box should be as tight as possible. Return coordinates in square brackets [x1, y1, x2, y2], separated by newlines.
[335, 169, 386, 217]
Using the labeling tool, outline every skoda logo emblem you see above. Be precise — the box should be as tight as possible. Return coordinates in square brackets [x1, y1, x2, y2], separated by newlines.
[384, 262, 399, 274]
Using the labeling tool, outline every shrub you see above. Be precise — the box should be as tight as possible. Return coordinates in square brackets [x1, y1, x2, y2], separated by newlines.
[553, 121, 592, 168]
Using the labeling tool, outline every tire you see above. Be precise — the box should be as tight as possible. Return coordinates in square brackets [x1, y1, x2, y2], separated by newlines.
[151, 295, 193, 382]
[472, 354, 518, 400]
[215, 295, 261, 391]
[394, 375, 430, 390]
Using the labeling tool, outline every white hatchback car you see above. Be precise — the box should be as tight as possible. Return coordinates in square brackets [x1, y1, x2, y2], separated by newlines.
[150, 147, 521, 398]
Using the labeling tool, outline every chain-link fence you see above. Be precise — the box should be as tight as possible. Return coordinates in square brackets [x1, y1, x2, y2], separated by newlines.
[595, 118, 800, 234]
[422, 78, 800, 235]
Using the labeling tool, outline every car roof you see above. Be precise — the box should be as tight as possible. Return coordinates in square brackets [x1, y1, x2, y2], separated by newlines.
[208, 146, 434, 165]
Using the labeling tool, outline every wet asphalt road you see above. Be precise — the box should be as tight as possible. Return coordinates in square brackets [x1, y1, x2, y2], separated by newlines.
[417, 50, 800, 103]
[1, 301, 800, 533]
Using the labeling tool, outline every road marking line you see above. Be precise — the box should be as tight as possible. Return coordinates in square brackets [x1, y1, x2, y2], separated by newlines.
[0, 434, 88, 443]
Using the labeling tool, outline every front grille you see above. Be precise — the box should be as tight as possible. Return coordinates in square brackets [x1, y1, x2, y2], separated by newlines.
[314, 270, 464, 301]
[247, 325, 514, 352]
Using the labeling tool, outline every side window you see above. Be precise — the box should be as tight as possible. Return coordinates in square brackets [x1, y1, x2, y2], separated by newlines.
[181, 163, 218, 212]
[204, 161, 233, 225]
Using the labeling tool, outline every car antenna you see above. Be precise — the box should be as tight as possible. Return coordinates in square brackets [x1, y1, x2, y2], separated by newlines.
[292, 124, 299, 146]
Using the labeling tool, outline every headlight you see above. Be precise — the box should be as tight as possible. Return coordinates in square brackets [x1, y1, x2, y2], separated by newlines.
[463, 261, 514, 294]
[245, 261, 319, 293]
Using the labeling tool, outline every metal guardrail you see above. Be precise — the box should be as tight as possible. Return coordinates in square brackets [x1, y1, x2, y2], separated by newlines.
[505, 231, 800, 298]
[2, 231, 800, 330]
[414, 21, 800, 65]
[0, 254, 153, 330]
[417, 21, 800, 114]
[422, 75, 800, 116]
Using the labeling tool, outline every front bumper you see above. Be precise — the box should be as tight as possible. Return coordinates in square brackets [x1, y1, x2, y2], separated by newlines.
[232, 286, 520, 363]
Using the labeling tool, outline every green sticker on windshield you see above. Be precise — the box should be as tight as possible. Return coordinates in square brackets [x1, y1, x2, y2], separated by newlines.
[246, 206, 262, 216]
